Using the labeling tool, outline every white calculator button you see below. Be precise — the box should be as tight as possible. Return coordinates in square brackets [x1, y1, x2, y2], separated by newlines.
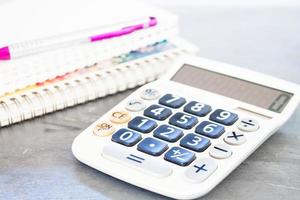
[125, 99, 146, 112]
[102, 144, 172, 178]
[140, 88, 160, 100]
[237, 118, 259, 132]
[224, 130, 246, 145]
[185, 158, 218, 183]
[209, 143, 232, 159]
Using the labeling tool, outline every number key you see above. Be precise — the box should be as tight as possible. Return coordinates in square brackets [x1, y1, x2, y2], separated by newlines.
[144, 105, 172, 120]
[209, 109, 238, 126]
[184, 101, 211, 117]
[153, 125, 183, 142]
[111, 128, 142, 146]
[180, 133, 211, 152]
[159, 94, 186, 108]
[195, 121, 225, 138]
[128, 116, 157, 133]
[169, 112, 198, 129]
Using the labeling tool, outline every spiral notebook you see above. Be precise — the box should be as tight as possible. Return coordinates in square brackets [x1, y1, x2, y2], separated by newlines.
[0, 0, 198, 127]
[0, 38, 197, 127]
[0, 0, 178, 96]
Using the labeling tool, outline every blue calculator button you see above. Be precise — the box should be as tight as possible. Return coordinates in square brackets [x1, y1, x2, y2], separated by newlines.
[153, 125, 183, 142]
[184, 101, 211, 117]
[164, 146, 196, 166]
[128, 116, 157, 133]
[209, 109, 238, 126]
[144, 105, 172, 121]
[180, 133, 211, 152]
[159, 94, 186, 108]
[195, 121, 225, 138]
[169, 112, 198, 129]
[111, 128, 142, 146]
[137, 137, 168, 156]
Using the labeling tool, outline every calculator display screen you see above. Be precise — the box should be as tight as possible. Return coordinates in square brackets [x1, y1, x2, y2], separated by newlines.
[171, 64, 293, 113]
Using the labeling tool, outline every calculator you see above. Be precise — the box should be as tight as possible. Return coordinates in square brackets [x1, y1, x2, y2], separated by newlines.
[72, 56, 300, 199]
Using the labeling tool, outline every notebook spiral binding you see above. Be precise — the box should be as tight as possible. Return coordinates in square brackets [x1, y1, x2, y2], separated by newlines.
[0, 48, 189, 127]
[0, 21, 179, 96]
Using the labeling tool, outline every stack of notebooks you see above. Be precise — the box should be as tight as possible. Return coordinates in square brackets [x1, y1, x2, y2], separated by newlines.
[0, 0, 197, 127]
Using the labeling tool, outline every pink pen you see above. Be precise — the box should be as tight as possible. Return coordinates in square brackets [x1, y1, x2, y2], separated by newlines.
[0, 17, 157, 60]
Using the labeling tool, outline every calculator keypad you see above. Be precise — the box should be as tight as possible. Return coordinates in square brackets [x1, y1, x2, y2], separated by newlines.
[140, 88, 160, 100]
[111, 128, 142, 146]
[153, 125, 183, 142]
[185, 158, 218, 183]
[164, 146, 196, 166]
[99, 90, 259, 183]
[137, 137, 168, 156]
[209, 109, 238, 126]
[110, 111, 131, 124]
[93, 122, 115, 137]
[184, 101, 211, 117]
[125, 99, 146, 112]
[237, 118, 259, 132]
[209, 143, 232, 159]
[195, 121, 225, 138]
[169, 112, 198, 129]
[159, 94, 186, 108]
[102, 144, 173, 178]
[223, 130, 246, 145]
[128, 116, 157, 133]
[144, 104, 172, 120]
[180, 133, 211, 152]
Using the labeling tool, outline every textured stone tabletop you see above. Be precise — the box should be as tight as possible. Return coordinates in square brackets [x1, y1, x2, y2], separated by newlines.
[1, 1, 300, 200]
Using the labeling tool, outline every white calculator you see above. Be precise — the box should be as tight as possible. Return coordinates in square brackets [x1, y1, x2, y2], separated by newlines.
[72, 56, 300, 199]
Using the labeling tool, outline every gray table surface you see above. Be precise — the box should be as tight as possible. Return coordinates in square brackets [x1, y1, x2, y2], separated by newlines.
[1, 2, 300, 200]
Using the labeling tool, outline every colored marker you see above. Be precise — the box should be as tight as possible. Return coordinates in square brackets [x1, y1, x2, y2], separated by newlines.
[0, 17, 157, 60]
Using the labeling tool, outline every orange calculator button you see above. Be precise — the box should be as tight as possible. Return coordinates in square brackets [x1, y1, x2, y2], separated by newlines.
[110, 111, 131, 124]
[93, 122, 115, 137]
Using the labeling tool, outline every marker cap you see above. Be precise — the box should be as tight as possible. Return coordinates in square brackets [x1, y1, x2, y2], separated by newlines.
[0, 46, 11, 60]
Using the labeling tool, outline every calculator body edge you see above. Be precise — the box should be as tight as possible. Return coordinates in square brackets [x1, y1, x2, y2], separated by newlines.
[72, 56, 300, 199]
